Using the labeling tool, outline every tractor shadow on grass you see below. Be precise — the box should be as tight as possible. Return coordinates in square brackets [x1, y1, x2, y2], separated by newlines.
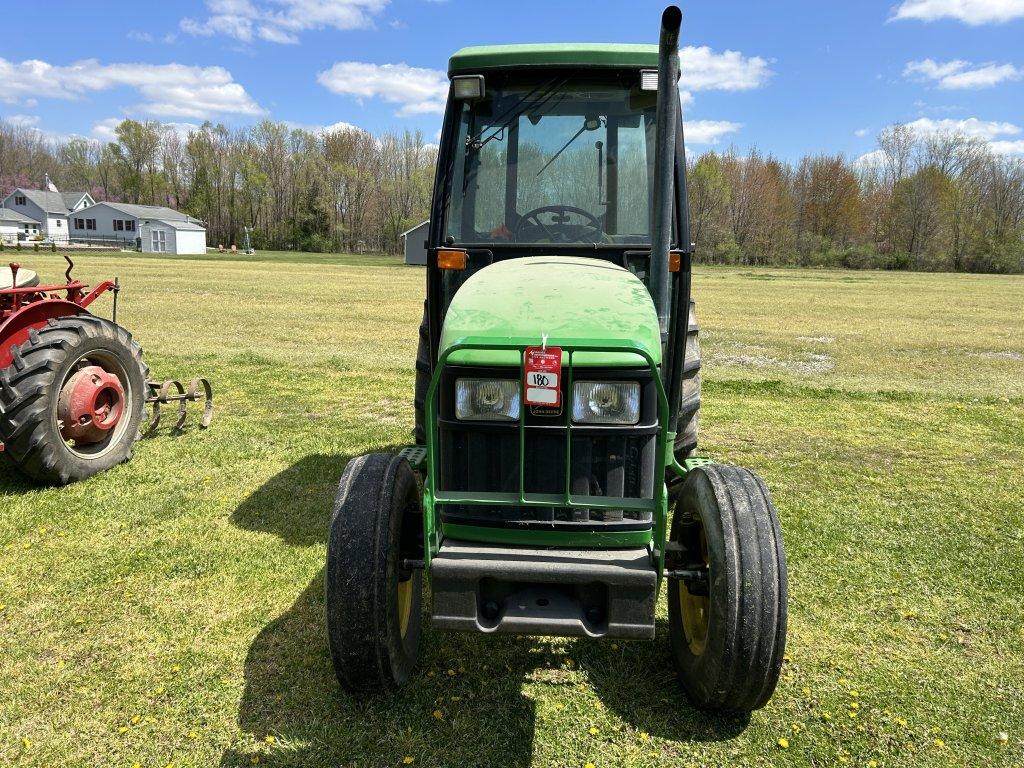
[222, 454, 746, 768]
[567, 625, 751, 743]
[0, 455, 39, 493]
[222, 452, 538, 768]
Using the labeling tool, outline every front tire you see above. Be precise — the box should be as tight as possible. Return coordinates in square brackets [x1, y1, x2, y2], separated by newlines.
[326, 453, 423, 693]
[667, 464, 787, 713]
[0, 314, 147, 485]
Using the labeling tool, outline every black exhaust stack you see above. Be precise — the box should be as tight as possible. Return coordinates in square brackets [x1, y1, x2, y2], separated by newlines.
[649, 5, 681, 337]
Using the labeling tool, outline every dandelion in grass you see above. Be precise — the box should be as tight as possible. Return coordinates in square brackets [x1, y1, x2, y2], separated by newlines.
[777, 737, 789, 749]
[589, 727, 600, 736]
[432, 709, 443, 720]
[639, 732, 649, 742]
[403, 757, 415, 765]
[933, 738, 945, 748]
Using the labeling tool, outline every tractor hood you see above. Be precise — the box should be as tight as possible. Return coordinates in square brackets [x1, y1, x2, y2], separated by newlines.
[439, 256, 661, 367]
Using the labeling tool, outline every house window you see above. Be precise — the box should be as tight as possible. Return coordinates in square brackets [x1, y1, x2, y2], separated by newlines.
[14, 195, 26, 206]
[86, 219, 96, 231]
[74, 218, 84, 228]
[126, 220, 135, 232]
[151, 229, 167, 253]
[56, 219, 62, 227]
[114, 220, 124, 231]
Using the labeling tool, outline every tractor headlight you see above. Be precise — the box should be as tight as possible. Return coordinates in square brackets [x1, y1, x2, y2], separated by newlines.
[455, 378, 520, 421]
[572, 381, 640, 425]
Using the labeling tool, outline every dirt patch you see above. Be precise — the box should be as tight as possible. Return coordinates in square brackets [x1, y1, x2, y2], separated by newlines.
[797, 336, 836, 344]
[968, 350, 1023, 361]
[713, 351, 834, 374]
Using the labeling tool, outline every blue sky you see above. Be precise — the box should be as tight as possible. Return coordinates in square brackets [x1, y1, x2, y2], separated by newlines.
[2, 0, 1023, 161]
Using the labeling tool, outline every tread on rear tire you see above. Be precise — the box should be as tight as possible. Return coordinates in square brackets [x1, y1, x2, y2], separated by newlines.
[0, 314, 147, 485]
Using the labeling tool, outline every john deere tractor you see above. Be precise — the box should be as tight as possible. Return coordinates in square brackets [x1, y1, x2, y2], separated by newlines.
[326, 6, 787, 713]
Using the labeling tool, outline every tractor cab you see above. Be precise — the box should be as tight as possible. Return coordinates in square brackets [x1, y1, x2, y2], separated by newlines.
[325, 7, 788, 715]
[429, 44, 683, 318]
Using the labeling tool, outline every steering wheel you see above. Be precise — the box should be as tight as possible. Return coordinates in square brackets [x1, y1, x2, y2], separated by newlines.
[514, 205, 605, 244]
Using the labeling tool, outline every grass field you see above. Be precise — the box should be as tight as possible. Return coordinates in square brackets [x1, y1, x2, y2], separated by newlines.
[2, 251, 1023, 768]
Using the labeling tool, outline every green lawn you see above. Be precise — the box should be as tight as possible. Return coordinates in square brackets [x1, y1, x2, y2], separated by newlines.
[2, 253, 1022, 767]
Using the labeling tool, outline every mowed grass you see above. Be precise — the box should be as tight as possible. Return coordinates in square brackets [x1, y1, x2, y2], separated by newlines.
[1, 252, 1023, 768]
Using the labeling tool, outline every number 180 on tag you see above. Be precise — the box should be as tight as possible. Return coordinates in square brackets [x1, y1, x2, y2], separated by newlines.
[523, 346, 562, 407]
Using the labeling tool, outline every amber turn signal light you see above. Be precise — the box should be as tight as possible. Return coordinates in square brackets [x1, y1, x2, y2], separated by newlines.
[437, 249, 467, 270]
[669, 251, 682, 272]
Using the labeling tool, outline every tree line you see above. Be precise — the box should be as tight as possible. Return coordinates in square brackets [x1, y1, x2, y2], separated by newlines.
[688, 125, 1024, 274]
[1, 118, 1021, 272]
[0, 118, 437, 254]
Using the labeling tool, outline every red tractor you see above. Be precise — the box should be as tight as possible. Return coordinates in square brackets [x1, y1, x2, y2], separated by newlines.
[0, 258, 210, 485]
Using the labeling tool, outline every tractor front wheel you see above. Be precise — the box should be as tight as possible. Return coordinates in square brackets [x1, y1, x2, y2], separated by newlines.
[667, 464, 788, 713]
[0, 314, 147, 485]
[325, 453, 423, 694]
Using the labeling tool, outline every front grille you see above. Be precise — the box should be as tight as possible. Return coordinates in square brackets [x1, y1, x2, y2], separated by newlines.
[437, 366, 657, 532]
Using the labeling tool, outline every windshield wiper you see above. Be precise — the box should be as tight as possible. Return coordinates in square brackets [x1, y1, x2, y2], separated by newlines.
[467, 77, 568, 152]
[535, 124, 588, 177]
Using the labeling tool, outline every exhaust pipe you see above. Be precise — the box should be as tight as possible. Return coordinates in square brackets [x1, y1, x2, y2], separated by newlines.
[649, 4, 681, 337]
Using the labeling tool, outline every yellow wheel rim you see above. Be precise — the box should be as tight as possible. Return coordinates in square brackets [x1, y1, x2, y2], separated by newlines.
[678, 519, 709, 656]
[397, 577, 413, 639]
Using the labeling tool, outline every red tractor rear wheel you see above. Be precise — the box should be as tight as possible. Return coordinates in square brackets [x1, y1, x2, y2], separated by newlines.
[0, 314, 147, 485]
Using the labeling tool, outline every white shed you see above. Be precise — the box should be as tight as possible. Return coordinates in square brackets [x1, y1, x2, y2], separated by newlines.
[0, 207, 41, 244]
[140, 219, 207, 255]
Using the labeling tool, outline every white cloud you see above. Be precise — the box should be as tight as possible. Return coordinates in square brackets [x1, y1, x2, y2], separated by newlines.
[318, 61, 448, 116]
[904, 58, 1022, 89]
[891, 0, 1024, 24]
[989, 139, 1024, 155]
[904, 116, 1020, 140]
[284, 119, 364, 136]
[686, 120, 742, 145]
[0, 58, 264, 120]
[2, 114, 40, 127]
[182, 0, 388, 44]
[679, 46, 772, 91]
[91, 117, 122, 142]
[855, 127, 872, 137]
[127, 31, 154, 42]
[854, 149, 888, 169]
[859, 118, 1024, 160]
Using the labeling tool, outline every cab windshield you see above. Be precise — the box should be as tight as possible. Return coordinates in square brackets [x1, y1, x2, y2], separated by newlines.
[443, 75, 658, 247]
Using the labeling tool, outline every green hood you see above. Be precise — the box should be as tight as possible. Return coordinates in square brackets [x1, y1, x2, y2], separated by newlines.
[440, 256, 661, 367]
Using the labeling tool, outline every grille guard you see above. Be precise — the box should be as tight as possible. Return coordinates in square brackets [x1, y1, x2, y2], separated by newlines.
[423, 335, 673, 578]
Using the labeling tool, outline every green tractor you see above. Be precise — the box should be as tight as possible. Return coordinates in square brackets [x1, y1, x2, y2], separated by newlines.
[326, 6, 787, 713]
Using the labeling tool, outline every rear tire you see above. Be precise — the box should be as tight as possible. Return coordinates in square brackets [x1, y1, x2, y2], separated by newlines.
[674, 300, 701, 459]
[667, 464, 787, 713]
[326, 453, 423, 693]
[0, 314, 147, 485]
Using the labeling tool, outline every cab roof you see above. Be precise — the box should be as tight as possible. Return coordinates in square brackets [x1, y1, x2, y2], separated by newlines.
[448, 44, 659, 76]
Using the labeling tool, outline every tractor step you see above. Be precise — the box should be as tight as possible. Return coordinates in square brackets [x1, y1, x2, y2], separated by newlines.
[398, 444, 427, 471]
[430, 540, 657, 639]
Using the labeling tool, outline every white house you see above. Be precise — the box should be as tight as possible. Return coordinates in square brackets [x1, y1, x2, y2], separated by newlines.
[0, 207, 42, 244]
[70, 201, 207, 254]
[0, 188, 95, 240]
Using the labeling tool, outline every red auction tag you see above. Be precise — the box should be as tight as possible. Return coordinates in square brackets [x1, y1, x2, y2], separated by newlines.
[523, 346, 562, 407]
